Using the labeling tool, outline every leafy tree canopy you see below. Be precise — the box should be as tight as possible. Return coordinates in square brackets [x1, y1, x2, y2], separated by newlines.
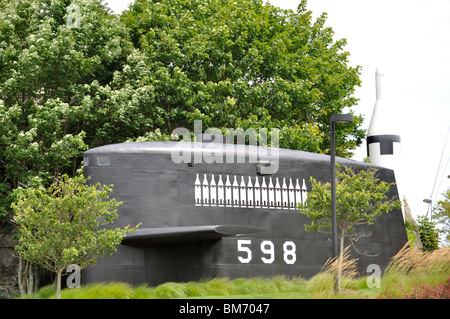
[121, 0, 365, 153]
[299, 165, 401, 251]
[417, 215, 441, 250]
[0, 0, 141, 218]
[12, 174, 140, 298]
[0, 0, 365, 221]
[298, 165, 401, 290]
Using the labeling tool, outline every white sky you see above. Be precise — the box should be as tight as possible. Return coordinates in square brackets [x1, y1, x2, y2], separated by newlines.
[104, 0, 450, 221]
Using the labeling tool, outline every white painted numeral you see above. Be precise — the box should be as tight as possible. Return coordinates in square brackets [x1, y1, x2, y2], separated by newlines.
[283, 241, 296, 264]
[237, 240, 297, 265]
[260, 241, 275, 264]
[237, 240, 252, 263]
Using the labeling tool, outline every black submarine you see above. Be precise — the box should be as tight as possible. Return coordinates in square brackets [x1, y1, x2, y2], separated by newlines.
[82, 137, 407, 286]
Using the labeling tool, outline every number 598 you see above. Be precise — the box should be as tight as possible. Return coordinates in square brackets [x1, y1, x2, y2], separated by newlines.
[237, 240, 296, 265]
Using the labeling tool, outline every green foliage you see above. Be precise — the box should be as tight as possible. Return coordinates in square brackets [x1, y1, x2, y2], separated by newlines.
[0, 0, 365, 222]
[299, 165, 401, 245]
[12, 174, 141, 297]
[379, 245, 450, 298]
[199, 277, 231, 297]
[417, 216, 441, 250]
[124, 128, 173, 143]
[404, 220, 419, 248]
[30, 282, 135, 299]
[399, 278, 450, 299]
[24, 249, 450, 299]
[35, 284, 57, 299]
[434, 188, 450, 245]
[28, 276, 308, 299]
[21, 244, 450, 300]
[121, 0, 364, 155]
[298, 165, 401, 291]
[12, 174, 140, 271]
[0, 0, 135, 220]
[61, 282, 134, 299]
[155, 282, 189, 299]
[128, 284, 158, 299]
[307, 273, 336, 297]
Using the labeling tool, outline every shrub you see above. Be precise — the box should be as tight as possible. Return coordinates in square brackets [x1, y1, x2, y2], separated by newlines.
[403, 277, 450, 299]
[155, 282, 188, 299]
[201, 277, 230, 296]
[184, 282, 208, 297]
[417, 216, 441, 250]
[60, 282, 133, 299]
[128, 284, 158, 299]
[35, 285, 57, 299]
[379, 244, 450, 298]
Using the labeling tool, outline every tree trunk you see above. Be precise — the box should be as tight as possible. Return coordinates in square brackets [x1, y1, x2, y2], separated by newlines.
[34, 268, 40, 294]
[27, 261, 34, 295]
[18, 256, 26, 296]
[336, 235, 345, 292]
[56, 268, 63, 299]
[18, 256, 38, 297]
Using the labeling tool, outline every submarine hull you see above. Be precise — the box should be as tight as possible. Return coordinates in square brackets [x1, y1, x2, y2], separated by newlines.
[82, 141, 407, 286]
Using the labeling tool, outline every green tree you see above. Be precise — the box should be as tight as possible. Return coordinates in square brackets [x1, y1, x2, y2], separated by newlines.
[0, 0, 366, 222]
[0, 0, 142, 220]
[298, 166, 401, 291]
[417, 215, 441, 251]
[121, 0, 364, 154]
[0, 0, 149, 294]
[12, 174, 140, 299]
[434, 188, 450, 245]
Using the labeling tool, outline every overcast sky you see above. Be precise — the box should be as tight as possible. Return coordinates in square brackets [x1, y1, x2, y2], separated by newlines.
[104, 0, 450, 221]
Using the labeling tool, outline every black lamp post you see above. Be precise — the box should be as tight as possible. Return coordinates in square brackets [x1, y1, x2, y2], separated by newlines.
[330, 114, 354, 261]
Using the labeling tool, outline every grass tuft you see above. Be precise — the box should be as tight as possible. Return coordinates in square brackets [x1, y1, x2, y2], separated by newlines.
[128, 284, 158, 299]
[379, 243, 450, 298]
[155, 282, 188, 299]
[35, 284, 56, 299]
[59, 282, 133, 299]
[24, 243, 450, 299]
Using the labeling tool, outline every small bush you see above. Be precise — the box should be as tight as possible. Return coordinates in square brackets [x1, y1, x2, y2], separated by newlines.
[36, 284, 57, 299]
[184, 282, 207, 297]
[270, 275, 295, 291]
[23, 245, 450, 299]
[60, 282, 133, 299]
[381, 244, 450, 295]
[201, 277, 230, 296]
[230, 277, 273, 295]
[128, 284, 158, 299]
[155, 282, 188, 299]
[402, 277, 450, 299]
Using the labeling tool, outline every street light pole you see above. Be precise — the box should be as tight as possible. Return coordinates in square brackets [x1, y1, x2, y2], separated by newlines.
[330, 114, 354, 258]
[330, 114, 354, 292]
[330, 120, 338, 259]
[423, 198, 433, 221]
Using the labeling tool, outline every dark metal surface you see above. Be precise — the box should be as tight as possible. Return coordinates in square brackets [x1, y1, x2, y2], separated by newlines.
[123, 225, 266, 245]
[82, 141, 407, 286]
[367, 135, 402, 155]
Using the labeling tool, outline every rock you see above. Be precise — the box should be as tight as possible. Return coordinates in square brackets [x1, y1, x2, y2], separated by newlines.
[0, 234, 20, 298]
[403, 198, 423, 249]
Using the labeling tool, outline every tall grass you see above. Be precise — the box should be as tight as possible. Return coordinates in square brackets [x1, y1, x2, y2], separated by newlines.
[306, 246, 361, 298]
[24, 243, 450, 299]
[25, 276, 308, 299]
[151, 276, 307, 299]
[379, 243, 450, 298]
[128, 284, 158, 299]
[60, 282, 133, 299]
